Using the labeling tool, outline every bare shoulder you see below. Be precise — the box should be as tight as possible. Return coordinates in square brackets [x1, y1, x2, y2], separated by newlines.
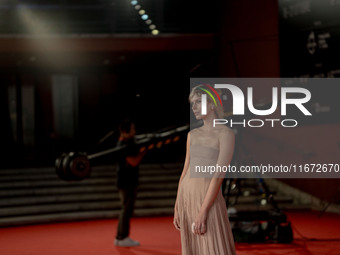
[188, 128, 199, 138]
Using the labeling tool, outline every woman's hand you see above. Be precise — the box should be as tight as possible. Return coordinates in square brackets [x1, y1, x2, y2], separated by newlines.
[193, 210, 208, 235]
[173, 206, 180, 231]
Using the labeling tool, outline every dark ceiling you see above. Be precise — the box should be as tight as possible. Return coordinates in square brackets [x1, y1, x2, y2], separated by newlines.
[0, 1, 221, 69]
[0, 0, 221, 35]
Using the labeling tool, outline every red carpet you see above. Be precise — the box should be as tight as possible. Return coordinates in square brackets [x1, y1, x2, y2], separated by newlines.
[0, 210, 339, 255]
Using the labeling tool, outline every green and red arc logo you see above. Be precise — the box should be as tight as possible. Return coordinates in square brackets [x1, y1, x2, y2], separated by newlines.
[198, 84, 223, 108]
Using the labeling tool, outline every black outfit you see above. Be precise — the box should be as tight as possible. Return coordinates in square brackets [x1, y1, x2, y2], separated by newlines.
[116, 138, 139, 240]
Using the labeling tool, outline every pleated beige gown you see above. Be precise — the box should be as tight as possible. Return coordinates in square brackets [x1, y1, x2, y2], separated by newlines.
[177, 145, 236, 255]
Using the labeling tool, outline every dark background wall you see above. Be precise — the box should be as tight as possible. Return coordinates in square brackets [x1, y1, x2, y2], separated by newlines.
[218, 0, 340, 202]
[0, 0, 339, 203]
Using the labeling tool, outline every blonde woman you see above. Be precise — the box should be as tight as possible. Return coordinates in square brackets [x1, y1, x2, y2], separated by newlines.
[174, 85, 236, 254]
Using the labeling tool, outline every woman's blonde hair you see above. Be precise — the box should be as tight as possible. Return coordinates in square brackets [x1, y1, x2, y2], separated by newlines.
[189, 84, 224, 119]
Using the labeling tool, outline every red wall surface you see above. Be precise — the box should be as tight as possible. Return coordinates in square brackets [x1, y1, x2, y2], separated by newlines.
[218, 0, 340, 202]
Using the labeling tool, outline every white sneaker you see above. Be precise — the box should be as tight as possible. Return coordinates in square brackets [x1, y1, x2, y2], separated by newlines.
[114, 237, 140, 247]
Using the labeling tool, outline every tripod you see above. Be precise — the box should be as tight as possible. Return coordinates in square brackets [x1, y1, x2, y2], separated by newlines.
[223, 127, 280, 212]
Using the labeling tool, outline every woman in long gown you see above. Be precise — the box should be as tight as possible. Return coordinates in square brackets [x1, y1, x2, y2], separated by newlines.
[173, 85, 236, 255]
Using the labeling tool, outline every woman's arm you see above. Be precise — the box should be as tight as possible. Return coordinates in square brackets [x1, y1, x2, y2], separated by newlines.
[177, 132, 191, 190]
[173, 132, 191, 230]
[193, 128, 235, 235]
